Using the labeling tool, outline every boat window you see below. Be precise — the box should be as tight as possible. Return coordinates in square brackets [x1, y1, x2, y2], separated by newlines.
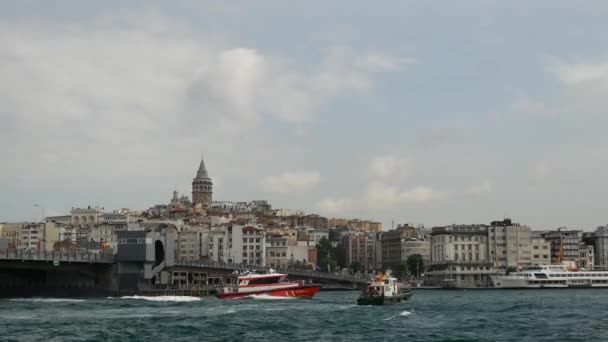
[247, 277, 281, 285]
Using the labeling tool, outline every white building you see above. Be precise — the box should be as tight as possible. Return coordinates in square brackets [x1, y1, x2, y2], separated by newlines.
[427, 225, 494, 288]
[530, 238, 551, 265]
[487, 219, 532, 269]
[208, 224, 266, 265]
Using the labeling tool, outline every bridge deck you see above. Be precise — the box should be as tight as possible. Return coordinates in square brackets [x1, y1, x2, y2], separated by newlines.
[0, 250, 115, 263]
[175, 259, 368, 284]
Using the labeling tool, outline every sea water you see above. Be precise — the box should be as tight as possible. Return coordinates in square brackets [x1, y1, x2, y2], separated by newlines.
[1, 290, 606, 341]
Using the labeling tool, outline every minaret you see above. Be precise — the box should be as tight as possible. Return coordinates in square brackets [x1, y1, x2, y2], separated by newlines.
[192, 154, 213, 208]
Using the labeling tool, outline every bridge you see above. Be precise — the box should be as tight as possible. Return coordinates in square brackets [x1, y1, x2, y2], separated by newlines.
[0, 250, 367, 297]
[175, 259, 368, 285]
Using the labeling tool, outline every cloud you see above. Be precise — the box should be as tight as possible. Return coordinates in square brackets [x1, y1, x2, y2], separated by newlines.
[553, 61, 608, 85]
[315, 197, 354, 216]
[0, 13, 406, 191]
[467, 180, 493, 194]
[415, 122, 470, 150]
[365, 182, 445, 209]
[369, 155, 411, 179]
[260, 171, 321, 194]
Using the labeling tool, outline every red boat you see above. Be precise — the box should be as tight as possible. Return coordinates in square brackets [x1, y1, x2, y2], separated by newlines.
[216, 271, 321, 300]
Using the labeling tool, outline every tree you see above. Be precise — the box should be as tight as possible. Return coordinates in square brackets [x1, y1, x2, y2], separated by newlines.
[505, 266, 517, 275]
[406, 254, 425, 278]
[350, 261, 364, 274]
[316, 237, 333, 271]
[393, 262, 408, 279]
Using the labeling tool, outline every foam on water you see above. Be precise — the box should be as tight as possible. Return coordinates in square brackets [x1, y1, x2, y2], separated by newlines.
[9, 298, 85, 303]
[248, 294, 296, 300]
[383, 310, 412, 321]
[119, 295, 201, 302]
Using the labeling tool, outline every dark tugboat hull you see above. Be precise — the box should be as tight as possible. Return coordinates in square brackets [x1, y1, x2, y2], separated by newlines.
[357, 291, 413, 305]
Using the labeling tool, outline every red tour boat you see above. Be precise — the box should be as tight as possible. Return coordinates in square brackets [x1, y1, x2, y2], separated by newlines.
[216, 270, 321, 300]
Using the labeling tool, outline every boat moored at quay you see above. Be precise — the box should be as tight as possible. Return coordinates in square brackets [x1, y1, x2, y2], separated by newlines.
[492, 264, 608, 289]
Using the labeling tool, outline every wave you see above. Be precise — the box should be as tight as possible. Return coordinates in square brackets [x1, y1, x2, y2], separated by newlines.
[119, 295, 201, 302]
[9, 298, 85, 303]
[383, 310, 412, 321]
[248, 294, 296, 300]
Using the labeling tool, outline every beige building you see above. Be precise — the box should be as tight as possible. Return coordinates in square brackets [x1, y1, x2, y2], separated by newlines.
[343, 234, 377, 271]
[487, 219, 532, 269]
[530, 238, 551, 265]
[329, 218, 382, 233]
[0, 223, 24, 250]
[401, 238, 431, 266]
[427, 225, 494, 288]
[381, 225, 416, 270]
[266, 236, 289, 267]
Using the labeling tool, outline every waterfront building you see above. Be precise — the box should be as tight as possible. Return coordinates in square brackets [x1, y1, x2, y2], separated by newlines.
[401, 238, 431, 267]
[266, 235, 289, 267]
[381, 224, 416, 270]
[20, 223, 43, 251]
[427, 225, 494, 288]
[541, 228, 583, 264]
[284, 214, 328, 230]
[0, 223, 24, 250]
[208, 224, 266, 265]
[530, 238, 551, 265]
[584, 226, 608, 270]
[192, 154, 213, 209]
[487, 219, 532, 269]
[343, 233, 376, 271]
[579, 244, 595, 270]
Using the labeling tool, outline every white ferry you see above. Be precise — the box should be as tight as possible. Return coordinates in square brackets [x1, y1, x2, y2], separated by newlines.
[492, 264, 608, 289]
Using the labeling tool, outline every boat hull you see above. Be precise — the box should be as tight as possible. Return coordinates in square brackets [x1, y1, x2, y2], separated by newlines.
[357, 291, 413, 306]
[217, 285, 321, 300]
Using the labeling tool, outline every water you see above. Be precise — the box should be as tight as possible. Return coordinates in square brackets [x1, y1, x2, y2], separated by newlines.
[1, 290, 607, 341]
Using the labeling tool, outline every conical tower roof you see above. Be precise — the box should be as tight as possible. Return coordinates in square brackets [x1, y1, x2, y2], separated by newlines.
[196, 154, 210, 179]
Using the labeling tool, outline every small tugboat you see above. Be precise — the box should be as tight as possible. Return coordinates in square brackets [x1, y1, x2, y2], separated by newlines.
[357, 272, 413, 305]
[216, 270, 321, 300]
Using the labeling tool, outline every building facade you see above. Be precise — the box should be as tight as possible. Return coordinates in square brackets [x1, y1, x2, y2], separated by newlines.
[530, 238, 551, 265]
[401, 238, 431, 267]
[192, 154, 213, 208]
[541, 228, 583, 264]
[427, 225, 494, 288]
[381, 225, 416, 270]
[487, 219, 532, 269]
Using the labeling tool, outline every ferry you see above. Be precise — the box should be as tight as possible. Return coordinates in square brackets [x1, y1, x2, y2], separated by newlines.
[357, 273, 413, 305]
[216, 270, 321, 299]
[492, 263, 608, 289]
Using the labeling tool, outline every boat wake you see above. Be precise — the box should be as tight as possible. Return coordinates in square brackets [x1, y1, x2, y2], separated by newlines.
[248, 294, 296, 300]
[9, 298, 85, 303]
[383, 310, 412, 321]
[118, 295, 201, 302]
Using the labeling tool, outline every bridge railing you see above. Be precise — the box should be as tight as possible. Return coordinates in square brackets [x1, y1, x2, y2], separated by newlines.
[175, 259, 368, 283]
[0, 249, 115, 263]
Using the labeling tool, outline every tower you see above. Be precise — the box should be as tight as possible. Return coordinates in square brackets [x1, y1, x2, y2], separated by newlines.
[192, 154, 213, 208]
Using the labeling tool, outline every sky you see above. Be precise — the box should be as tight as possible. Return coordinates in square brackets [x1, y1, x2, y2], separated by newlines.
[1, 1, 608, 230]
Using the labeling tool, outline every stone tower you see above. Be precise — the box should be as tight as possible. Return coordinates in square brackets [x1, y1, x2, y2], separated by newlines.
[192, 154, 213, 208]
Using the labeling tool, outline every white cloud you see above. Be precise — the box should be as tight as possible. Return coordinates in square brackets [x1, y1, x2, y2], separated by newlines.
[315, 197, 354, 216]
[365, 182, 445, 209]
[369, 155, 411, 178]
[467, 180, 493, 194]
[553, 61, 608, 85]
[0, 14, 405, 191]
[261, 171, 321, 194]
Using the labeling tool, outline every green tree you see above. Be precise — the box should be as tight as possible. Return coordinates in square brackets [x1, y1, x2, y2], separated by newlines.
[350, 261, 364, 274]
[316, 237, 333, 271]
[393, 262, 408, 279]
[406, 254, 425, 278]
[505, 266, 517, 275]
